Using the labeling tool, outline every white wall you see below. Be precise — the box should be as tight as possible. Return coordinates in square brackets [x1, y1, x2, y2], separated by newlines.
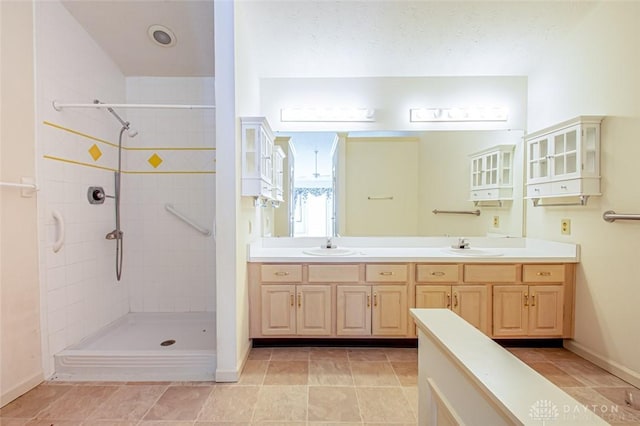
[35, 0, 129, 377]
[526, 2, 640, 386]
[124, 77, 216, 313]
[0, 0, 43, 406]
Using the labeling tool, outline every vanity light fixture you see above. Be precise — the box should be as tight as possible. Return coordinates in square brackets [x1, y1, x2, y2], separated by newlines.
[280, 107, 376, 122]
[410, 107, 509, 122]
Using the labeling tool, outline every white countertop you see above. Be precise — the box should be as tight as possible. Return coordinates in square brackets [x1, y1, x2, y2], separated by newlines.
[248, 237, 579, 263]
[411, 309, 608, 425]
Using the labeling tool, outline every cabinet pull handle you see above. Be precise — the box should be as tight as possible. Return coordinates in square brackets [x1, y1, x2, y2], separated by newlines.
[560, 185, 567, 190]
[367, 295, 371, 308]
[536, 271, 552, 276]
[379, 271, 394, 276]
[531, 294, 536, 307]
[446, 293, 451, 308]
[431, 271, 445, 276]
[524, 293, 529, 307]
[373, 293, 378, 307]
[290, 294, 294, 307]
[298, 293, 302, 308]
[274, 271, 290, 276]
[453, 293, 458, 308]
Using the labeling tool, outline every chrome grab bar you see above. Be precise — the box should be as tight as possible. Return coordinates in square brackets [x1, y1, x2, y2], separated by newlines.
[432, 209, 481, 216]
[165, 203, 212, 237]
[603, 210, 640, 223]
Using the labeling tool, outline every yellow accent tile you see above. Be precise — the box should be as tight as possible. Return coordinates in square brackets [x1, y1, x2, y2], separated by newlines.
[88, 144, 102, 161]
[148, 153, 163, 169]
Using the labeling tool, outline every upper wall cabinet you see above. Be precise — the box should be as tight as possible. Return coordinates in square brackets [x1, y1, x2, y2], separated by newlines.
[241, 117, 275, 200]
[469, 144, 515, 204]
[525, 116, 603, 202]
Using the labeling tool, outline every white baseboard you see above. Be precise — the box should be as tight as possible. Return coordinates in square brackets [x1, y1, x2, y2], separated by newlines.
[1, 372, 44, 407]
[564, 340, 640, 388]
[215, 339, 252, 383]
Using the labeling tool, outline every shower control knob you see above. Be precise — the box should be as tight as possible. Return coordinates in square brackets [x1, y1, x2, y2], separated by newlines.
[88, 186, 106, 204]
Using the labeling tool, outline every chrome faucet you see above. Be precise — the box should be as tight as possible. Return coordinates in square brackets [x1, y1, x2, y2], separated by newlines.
[324, 237, 336, 249]
[453, 237, 470, 249]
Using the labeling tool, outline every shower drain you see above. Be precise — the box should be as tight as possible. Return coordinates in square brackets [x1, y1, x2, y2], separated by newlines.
[160, 339, 176, 347]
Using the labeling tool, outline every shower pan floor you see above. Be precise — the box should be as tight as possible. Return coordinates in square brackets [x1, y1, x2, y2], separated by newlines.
[53, 312, 216, 382]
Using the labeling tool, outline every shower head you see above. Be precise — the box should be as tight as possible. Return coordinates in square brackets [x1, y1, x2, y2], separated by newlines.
[127, 127, 139, 138]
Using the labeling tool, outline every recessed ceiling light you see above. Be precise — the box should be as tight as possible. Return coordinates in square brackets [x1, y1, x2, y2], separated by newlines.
[147, 24, 176, 48]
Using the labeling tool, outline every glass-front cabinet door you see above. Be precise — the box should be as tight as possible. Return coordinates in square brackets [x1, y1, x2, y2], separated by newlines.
[527, 136, 549, 183]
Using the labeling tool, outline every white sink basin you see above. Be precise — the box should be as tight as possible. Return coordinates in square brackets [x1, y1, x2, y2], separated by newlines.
[443, 248, 504, 257]
[303, 247, 355, 256]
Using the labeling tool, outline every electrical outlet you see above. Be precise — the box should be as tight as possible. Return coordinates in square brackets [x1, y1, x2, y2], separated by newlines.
[561, 218, 571, 235]
[493, 216, 500, 228]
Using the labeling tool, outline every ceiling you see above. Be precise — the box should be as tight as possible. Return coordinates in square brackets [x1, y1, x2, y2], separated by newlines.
[61, 0, 214, 77]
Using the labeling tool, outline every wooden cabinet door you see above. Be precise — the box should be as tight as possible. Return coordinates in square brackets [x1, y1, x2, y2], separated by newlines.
[416, 285, 451, 309]
[296, 285, 332, 335]
[452, 285, 488, 335]
[372, 285, 408, 336]
[261, 285, 295, 335]
[528, 285, 564, 336]
[336, 286, 371, 336]
[492, 285, 528, 337]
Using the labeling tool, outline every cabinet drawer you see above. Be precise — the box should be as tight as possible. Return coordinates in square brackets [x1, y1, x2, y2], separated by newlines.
[416, 264, 460, 282]
[523, 264, 565, 283]
[309, 264, 360, 283]
[261, 264, 302, 282]
[464, 264, 518, 283]
[551, 179, 581, 195]
[366, 264, 408, 282]
[527, 183, 551, 198]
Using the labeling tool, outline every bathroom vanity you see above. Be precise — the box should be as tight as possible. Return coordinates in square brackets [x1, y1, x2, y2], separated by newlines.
[248, 237, 578, 340]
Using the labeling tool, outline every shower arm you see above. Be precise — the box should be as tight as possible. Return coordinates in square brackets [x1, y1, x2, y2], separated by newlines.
[94, 100, 130, 129]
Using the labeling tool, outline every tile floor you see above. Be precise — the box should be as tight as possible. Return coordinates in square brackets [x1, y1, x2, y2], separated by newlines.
[1, 346, 639, 425]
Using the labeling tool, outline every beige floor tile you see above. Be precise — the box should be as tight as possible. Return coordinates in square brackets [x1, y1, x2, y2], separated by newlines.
[0, 419, 30, 426]
[402, 386, 419, 419]
[263, 360, 308, 385]
[356, 387, 415, 423]
[138, 422, 195, 426]
[536, 347, 588, 362]
[0, 384, 73, 419]
[506, 347, 549, 363]
[527, 361, 586, 387]
[252, 385, 307, 422]
[555, 360, 630, 387]
[84, 421, 138, 425]
[194, 422, 251, 426]
[197, 385, 259, 422]
[309, 423, 363, 426]
[308, 386, 362, 422]
[351, 362, 400, 386]
[562, 386, 640, 424]
[25, 420, 83, 425]
[269, 347, 311, 361]
[34, 385, 118, 420]
[238, 359, 268, 385]
[247, 347, 272, 361]
[309, 359, 354, 386]
[88, 384, 166, 421]
[143, 385, 212, 421]
[384, 348, 418, 362]
[347, 348, 388, 362]
[391, 362, 418, 386]
[309, 347, 349, 361]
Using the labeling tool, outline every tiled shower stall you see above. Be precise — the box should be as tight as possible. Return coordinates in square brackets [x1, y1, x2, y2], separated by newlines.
[35, 1, 216, 380]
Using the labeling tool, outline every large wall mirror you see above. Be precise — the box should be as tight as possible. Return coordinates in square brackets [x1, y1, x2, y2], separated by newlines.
[272, 129, 524, 238]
